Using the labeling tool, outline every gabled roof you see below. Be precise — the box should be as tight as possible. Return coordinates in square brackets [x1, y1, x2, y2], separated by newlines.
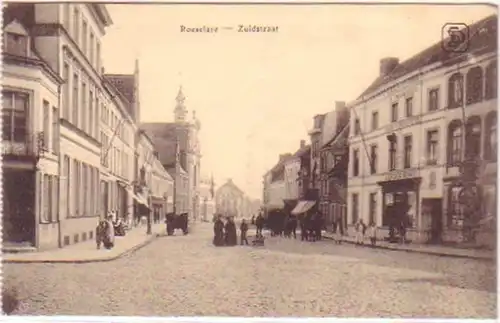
[218, 179, 245, 196]
[104, 74, 136, 118]
[140, 122, 177, 167]
[292, 144, 311, 158]
[358, 14, 497, 99]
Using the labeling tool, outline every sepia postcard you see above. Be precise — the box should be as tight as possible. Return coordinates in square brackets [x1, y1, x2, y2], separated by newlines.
[0, 0, 497, 321]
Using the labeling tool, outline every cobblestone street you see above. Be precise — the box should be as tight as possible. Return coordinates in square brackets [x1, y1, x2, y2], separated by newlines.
[3, 223, 496, 318]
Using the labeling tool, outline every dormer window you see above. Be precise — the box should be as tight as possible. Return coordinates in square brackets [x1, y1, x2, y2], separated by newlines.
[4, 20, 30, 56]
[5, 32, 28, 56]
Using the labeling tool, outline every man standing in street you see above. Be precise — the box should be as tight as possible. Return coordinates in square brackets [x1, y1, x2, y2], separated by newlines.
[240, 219, 249, 245]
[255, 212, 264, 237]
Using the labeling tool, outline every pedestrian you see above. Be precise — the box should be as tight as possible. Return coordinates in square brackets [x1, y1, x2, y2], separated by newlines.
[224, 216, 237, 246]
[240, 219, 249, 245]
[255, 213, 264, 237]
[251, 215, 255, 225]
[367, 222, 377, 247]
[213, 215, 224, 246]
[96, 215, 115, 250]
[333, 221, 342, 244]
[355, 219, 366, 245]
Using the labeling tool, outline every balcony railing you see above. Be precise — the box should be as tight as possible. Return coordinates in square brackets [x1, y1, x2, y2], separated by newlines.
[1, 132, 45, 161]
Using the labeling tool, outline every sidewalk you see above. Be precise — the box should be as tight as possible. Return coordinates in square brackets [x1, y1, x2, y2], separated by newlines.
[2, 223, 167, 264]
[322, 232, 495, 261]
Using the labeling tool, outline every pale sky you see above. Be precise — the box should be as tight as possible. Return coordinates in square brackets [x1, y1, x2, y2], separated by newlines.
[101, 3, 496, 199]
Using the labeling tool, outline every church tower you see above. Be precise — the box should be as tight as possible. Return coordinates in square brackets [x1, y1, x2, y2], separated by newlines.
[174, 86, 188, 123]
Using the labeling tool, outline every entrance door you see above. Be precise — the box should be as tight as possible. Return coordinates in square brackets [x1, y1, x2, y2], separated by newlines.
[2, 169, 36, 245]
[423, 198, 443, 244]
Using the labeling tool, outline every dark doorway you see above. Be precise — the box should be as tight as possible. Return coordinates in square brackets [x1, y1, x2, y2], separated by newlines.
[2, 169, 36, 245]
[423, 198, 443, 244]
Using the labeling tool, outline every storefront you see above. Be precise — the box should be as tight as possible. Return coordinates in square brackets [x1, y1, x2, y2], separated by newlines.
[377, 169, 422, 242]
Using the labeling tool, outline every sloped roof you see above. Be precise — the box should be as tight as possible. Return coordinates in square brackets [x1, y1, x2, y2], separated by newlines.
[140, 122, 177, 167]
[359, 14, 497, 99]
[104, 74, 135, 117]
[218, 179, 245, 196]
[320, 109, 340, 147]
[293, 144, 311, 158]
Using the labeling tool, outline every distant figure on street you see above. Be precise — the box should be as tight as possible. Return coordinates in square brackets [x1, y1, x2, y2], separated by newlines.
[240, 219, 249, 245]
[367, 222, 377, 247]
[213, 215, 225, 247]
[96, 215, 115, 250]
[355, 219, 367, 245]
[225, 216, 237, 246]
[255, 213, 264, 237]
[251, 215, 255, 225]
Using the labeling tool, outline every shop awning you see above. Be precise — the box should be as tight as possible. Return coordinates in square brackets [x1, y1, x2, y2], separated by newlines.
[291, 200, 316, 215]
[127, 189, 149, 207]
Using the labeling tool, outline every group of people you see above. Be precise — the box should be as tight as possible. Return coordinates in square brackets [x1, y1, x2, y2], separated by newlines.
[96, 214, 116, 250]
[213, 215, 251, 247]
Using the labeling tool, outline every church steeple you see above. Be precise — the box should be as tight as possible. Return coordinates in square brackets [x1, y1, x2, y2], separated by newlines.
[174, 86, 188, 123]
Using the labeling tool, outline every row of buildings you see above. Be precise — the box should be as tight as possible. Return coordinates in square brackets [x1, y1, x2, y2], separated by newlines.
[263, 15, 497, 248]
[215, 179, 262, 219]
[2, 3, 215, 251]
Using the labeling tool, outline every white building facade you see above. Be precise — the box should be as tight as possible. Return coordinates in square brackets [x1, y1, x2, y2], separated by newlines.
[347, 15, 497, 246]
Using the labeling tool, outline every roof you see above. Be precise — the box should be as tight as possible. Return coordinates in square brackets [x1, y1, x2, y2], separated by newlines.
[104, 74, 136, 118]
[358, 14, 497, 99]
[140, 122, 177, 167]
[292, 144, 311, 158]
[218, 179, 245, 196]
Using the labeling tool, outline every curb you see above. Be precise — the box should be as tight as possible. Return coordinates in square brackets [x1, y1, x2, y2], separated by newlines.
[3, 233, 166, 264]
[322, 235, 495, 261]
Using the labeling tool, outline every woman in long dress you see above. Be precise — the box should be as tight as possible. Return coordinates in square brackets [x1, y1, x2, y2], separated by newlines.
[213, 215, 225, 246]
[224, 217, 237, 246]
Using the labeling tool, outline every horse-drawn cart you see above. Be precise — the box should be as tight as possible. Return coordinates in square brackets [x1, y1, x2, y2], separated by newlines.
[166, 212, 189, 235]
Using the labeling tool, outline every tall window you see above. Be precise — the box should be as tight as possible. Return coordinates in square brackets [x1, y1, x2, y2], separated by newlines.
[371, 111, 378, 130]
[81, 81, 87, 131]
[65, 156, 71, 217]
[448, 185, 464, 227]
[427, 130, 439, 165]
[370, 145, 377, 174]
[428, 88, 440, 111]
[405, 97, 413, 117]
[62, 63, 70, 119]
[448, 73, 464, 108]
[465, 117, 481, 159]
[351, 193, 359, 224]
[43, 100, 50, 150]
[2, 91, 28, 142]
[485, 61, 497, 100]
[83, 164, 88, 215]
[389, 137, 397, 171]
[368, 192, 377, 225]
[73, 7, 80, 44]
[52, 106, 59, 154]
[448, 120, 463, 166]
[5, 32, 28, 56]
[89, 89, 94, 136]
[89, 32, 95, 64]
[466, 67, 483, 105]
[73, 159, 79, 216]
[42, 174, 50, 223]
[354, 118, 360, 135]
[95, 97, 99, 137]
[404, 135, 412, 169]
[72, 73, 79, 125]
[485, 111, 497, 161]
[391, 102, 398, 122]
[96, 41, 101, 71]
[352, 148, 359, 177]
[82, 20, 88, 54]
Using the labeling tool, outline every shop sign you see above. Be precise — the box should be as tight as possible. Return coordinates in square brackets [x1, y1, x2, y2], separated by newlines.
[385, 169, 418, 182]
[385, 115, 422, 133]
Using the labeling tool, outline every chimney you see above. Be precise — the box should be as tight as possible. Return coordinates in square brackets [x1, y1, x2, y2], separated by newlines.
[300, 140, 306, 148]
[380, 57, 399, 77]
